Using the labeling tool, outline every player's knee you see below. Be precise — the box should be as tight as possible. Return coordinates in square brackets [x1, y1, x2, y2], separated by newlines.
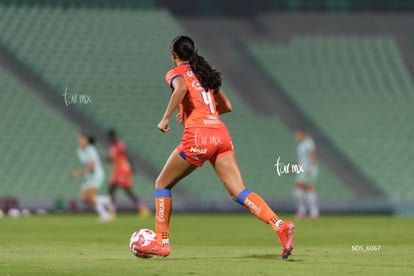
[231, 188, 252, 205]
[155, 176, 169, 189]
[228, 190, 240, 201]
[81, 195, 90, 205]
[225, 183, 247, 201]
[81, 193, 93, 205]
[305, 184, 315, 191]
[295, 182, 306, 189]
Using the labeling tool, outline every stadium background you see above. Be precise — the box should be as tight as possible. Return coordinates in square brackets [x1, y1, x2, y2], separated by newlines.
[0, 0, 413, 216]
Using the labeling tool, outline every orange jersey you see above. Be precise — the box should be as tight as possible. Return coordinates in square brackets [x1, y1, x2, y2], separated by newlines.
[109, 140, 131, 173]
[165, 63, 224, 128]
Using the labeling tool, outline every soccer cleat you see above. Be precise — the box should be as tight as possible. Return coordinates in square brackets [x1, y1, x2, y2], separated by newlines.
[109, 207, 117, 220]
[277, 220, 295, 259]
[134, 240, 170, 257]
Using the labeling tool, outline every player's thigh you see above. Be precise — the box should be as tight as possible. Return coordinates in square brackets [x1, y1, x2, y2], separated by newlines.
[303, 183, 316, 191]
[82, 187, 97, 202]
[296, 182, 315, 191]
[211, 152, 246, 199]
[156, 149, 197, 189]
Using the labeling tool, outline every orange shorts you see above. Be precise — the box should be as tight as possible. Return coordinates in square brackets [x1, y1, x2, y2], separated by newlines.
[110, 169, 132, 187]
[177, 126, 234, 167]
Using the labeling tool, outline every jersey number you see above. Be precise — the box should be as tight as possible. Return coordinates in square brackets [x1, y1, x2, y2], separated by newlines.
[201, 91, 215, 114]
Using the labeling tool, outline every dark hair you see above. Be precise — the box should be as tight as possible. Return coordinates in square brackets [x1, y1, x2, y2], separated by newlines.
[107, 129, 117, 138]
[107, 129, 117, 143]
[171, 35, 221, 91]
[80, 132, 96, 145]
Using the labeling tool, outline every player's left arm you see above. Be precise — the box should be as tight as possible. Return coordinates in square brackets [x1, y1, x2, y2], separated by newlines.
[158, 77, 187, 132]
[72, 161, 94, 177]
[215, 89, 232, 115]
[175, 111, 183, 124]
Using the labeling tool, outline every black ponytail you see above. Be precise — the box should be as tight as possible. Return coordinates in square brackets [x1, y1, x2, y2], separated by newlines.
[171, 35, 222, 91]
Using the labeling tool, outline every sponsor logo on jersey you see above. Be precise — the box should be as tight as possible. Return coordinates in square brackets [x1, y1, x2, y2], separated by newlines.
[203, 119, 221, 125]
[189, 147, 207, 154]
[192, 80, 204, 91]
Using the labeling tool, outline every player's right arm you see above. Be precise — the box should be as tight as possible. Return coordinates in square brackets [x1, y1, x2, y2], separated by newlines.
[158, 76, 187, 132]
[215, 89, 232, 115]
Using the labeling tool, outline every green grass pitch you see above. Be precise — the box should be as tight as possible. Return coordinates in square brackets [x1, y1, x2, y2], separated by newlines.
[0, 213, 413, 275]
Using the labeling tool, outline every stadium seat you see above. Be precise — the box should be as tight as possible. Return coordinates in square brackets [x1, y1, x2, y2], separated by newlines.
[248, 36, 414, 200]
[0, 4, 352, 201]
[0, 64, 81, 197]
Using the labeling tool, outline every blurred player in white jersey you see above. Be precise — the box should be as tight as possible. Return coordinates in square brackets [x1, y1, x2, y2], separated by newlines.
[72, 133, 115, 222]
[293, 129, 319, 219]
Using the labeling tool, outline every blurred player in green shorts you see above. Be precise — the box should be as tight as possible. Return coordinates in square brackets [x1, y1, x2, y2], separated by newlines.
[72, 133, 115, 222]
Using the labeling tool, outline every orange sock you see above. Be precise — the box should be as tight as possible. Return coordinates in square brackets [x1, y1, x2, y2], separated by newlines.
[155, 189, 172, 246]
[236, 189, 282, 232]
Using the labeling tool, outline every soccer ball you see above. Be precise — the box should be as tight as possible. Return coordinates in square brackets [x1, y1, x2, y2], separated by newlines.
[129, 229, 157, 258]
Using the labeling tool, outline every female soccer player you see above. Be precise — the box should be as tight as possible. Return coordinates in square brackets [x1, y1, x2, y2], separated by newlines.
[107, 129, 150, 217]
[72, 133, 114, 222]
[135, 36, 295, 259]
